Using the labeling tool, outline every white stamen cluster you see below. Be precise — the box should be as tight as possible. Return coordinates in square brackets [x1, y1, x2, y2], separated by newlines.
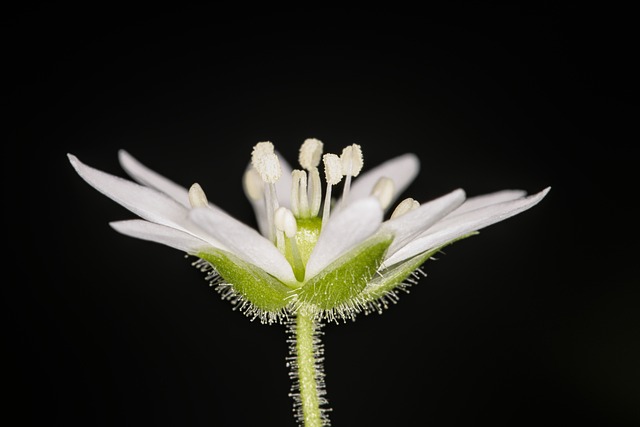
[244, 138, 407, 248]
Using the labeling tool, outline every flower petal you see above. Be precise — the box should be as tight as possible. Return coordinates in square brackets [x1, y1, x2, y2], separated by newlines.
[383, 187, 551, 267]
[448, 189, 527, 216]
[110, 219, 215, 253]
[69, 154, 192, 231]
[382, 188, 466, 257]
[305, 197, 384, 280]
[343, 153, 420, 208]
[118, 150, 192, 208]
[189, 207, 297, 285]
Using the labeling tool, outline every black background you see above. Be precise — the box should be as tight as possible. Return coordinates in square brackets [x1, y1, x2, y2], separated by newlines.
[8, 5, 637, 427]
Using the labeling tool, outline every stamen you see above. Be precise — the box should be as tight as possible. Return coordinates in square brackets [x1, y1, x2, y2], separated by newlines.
[291, 170, 310, 218]
[297, 171, 310, 217]
[370, 177, 395, 210]
[188, 183, 208, 208]
[308, 167, 322, 217]
[275, 206, 298, 239]
[322, 153, 343, 224]
[251, 143, 283, 242]
[242, 167, 264, 201]
[299, 138, 324, 170]
[391, 197, 420, 219]
[291, 170, 302, 218]
[340, 144, 363, 204]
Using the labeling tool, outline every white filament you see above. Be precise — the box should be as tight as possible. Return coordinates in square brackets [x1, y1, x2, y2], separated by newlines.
[322, 154, 343, 224]
[308, 167, 322, 217]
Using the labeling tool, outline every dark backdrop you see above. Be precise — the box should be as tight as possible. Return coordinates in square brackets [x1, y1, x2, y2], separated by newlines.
[8, 5, 636, 427]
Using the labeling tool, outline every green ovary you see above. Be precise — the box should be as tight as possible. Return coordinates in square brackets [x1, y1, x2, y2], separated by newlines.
[283, 217, 322, 281]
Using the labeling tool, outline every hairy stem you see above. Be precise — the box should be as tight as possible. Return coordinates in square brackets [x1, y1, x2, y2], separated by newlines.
[288, 310, 329, 426]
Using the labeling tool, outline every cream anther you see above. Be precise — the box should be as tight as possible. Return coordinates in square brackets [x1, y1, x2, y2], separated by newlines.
[339, 144, 363, 204]
[391, 197, 420, 219]
[321, 154, 343, 223]
[323, 154, 343, 185]
[242, 167, 264, 201]
[299, 138, 324, 170]
[275, 207, 298, 238]
[256, 153, 282, 184]
[340, 144, 363, 177]
[188, 183, 208, 208]
[251, 141, 274, 170]
[370, 177, 395, 210]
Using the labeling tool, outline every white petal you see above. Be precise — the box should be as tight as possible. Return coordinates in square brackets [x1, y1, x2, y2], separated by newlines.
[383, 187, 551, 267]
[69, 154, 192, 231]
[343, 153, 420, 208]
[118, 150, 192, 207]
[110, 220, 214, 253]
[189, 207, 297, 285]
[248, 195, 270, 238]
[305, 197, 384, 280]
[448, 189, 527, 216]
[382, 188, 466, 257]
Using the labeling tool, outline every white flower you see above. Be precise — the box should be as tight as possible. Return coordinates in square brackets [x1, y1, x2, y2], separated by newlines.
[68, 140, 549, 323]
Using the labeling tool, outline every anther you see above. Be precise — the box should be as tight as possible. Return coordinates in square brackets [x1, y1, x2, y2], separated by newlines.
[251, 141, 274, 170]
[370, 177, 395, 210]
[243, 167, 264, 201]
[322, 153, 343, 224]
[275, 207, 305, 281]
[275, 207, 298, 238]
[256, 153, 282, 184]
[340, 144, 363, 204]
[391, 197, 420, 219]
[188, 183, 208, 208]
[299, 138, 324, 170]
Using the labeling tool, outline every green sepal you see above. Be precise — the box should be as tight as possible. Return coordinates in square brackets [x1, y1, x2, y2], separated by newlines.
[294, 234, 393, 310]
[197, 249, 292, 313]
[359, 232, 479, 303]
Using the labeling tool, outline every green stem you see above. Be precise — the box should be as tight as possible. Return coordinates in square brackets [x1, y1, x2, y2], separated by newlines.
[290, 309, 327, 426]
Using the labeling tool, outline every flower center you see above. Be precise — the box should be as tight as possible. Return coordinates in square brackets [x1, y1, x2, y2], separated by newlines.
[238, 138, 421, 283]
[281, 216, 322, 282]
